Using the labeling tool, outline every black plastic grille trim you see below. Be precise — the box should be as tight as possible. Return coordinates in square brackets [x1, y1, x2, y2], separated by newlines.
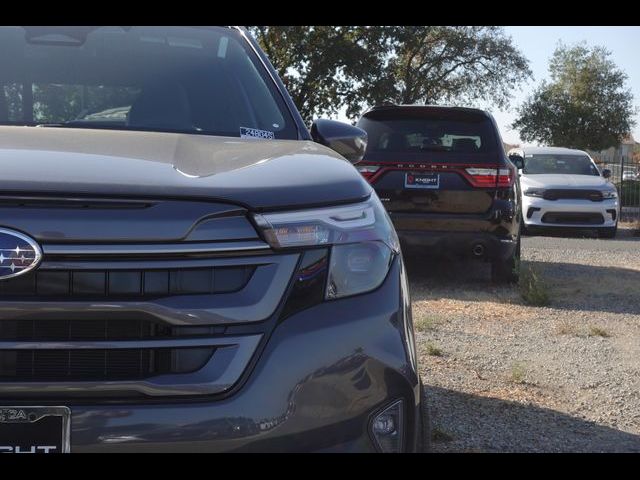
[543, 189, 603, 201]
[0, 347, 215, 381]
[541, 212, 605, 225]
[0, 266, 254, 298]
[0, 318, 225, 341]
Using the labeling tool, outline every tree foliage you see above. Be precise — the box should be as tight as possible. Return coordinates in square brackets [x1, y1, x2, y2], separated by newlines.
[512, 43, 636, 150]
[249, 26, 388, 123]
[249, 26, 531, 123]
[358, 26, 531, 111]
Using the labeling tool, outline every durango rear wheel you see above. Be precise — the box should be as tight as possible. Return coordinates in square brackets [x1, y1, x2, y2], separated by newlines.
[491, 236, 520, 284]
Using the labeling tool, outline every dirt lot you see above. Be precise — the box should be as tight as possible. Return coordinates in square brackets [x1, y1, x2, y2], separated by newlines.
[410, 226, 640, 452]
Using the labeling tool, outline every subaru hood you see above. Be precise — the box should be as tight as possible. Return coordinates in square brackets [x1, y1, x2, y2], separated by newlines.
[0, 126, 371, 211]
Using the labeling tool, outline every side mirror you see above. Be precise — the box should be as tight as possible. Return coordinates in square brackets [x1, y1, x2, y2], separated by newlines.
[508, 154, 524, 171]
[602, 168, 611, 179]
[310, 119, 368, 164]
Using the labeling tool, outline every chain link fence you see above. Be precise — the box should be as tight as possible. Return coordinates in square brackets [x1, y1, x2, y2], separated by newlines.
[598, 156, 640, 224]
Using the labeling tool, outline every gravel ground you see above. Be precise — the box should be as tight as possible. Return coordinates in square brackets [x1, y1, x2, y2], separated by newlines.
[410, 225, 640, 452]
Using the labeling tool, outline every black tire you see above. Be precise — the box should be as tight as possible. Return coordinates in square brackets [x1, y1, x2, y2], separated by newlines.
[417, 382, 432, 453]
[597, 224, 617, 239]
[491, 236, 521, 284]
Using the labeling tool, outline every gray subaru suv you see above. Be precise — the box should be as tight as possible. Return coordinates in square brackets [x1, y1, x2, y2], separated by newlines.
[0, 26, 427, 452]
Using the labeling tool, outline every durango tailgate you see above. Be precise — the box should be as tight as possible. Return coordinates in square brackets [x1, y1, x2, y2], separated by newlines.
[356, 106, 511, 215]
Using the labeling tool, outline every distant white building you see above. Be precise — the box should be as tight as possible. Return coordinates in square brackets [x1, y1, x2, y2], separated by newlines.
[590, 134, 638, 164]
[503, 142, 520, 154]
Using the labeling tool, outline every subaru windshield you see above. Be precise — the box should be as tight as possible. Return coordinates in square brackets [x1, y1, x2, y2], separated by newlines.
[0, 26, 298, 139]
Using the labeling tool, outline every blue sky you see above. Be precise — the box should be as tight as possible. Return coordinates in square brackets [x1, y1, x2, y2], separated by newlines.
[482, 26, 640, 145]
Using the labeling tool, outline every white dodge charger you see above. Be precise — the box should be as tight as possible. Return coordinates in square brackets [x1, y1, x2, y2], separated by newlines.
[508, 147, 619, 238]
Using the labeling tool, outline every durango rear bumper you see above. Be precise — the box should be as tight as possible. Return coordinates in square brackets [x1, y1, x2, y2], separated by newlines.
[398, 230, 517, 260]
[388, 206, 519, 260]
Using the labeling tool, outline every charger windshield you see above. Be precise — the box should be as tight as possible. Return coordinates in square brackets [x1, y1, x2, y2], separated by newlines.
[523, 154, 600, 176]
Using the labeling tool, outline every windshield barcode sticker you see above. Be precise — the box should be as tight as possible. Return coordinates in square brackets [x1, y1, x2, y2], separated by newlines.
[240, 127, 275, 140]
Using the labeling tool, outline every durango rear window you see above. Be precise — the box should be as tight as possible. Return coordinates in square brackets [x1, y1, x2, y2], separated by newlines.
[358, 109, 499, 158]
[0, 26, 298, 140]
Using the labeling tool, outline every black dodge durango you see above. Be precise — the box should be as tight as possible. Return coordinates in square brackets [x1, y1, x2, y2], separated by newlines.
[0, 26, 426, 452]
[356, 105, 521, 283]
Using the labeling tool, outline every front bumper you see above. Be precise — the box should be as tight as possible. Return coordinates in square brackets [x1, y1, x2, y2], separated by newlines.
[522, 196, 619, 228]
[59, 257, 420, 452]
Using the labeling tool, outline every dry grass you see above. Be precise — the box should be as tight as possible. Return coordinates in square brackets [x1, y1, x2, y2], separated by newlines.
[426, 342, 443, 357]
[431, 427, 454, 442]
[588, 326, 611, 338]
[414, 315, 442, 332]
[555, 320, 580, 336]
[509, 362, 527, 384]
[519, 265, 550, 306]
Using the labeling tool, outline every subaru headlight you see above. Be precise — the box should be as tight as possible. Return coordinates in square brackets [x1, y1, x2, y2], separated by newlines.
[253, 196, 399, 299]
[524, 188, 545, 197]
[602, 190, 618, 199]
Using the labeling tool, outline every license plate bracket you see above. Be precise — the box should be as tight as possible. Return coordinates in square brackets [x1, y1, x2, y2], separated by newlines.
[0, 406, 71, 453]
[405, 172, 440, 189]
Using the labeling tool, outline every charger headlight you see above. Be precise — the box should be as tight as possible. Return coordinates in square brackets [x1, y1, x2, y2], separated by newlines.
[602, 190, 618, 199]
[253, 196, 399, 299]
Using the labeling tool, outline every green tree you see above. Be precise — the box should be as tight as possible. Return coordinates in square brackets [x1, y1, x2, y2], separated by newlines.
[358, 26, 531, 111]
[512, 43, 636, 150]
[249, 26, 388, 123]
[249, 26, 531, 123]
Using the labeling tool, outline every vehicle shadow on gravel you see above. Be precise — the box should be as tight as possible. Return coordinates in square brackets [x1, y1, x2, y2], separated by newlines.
[405, 255, 495, 285]
[425, 385, 640, 452]
[404, 255, 522, 303]
[527, 260, 640, 315]
[523, 228, 640, 242]
[405, 254, 640, 316]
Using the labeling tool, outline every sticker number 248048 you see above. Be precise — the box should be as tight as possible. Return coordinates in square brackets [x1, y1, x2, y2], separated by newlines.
[240, 127, 275, 140]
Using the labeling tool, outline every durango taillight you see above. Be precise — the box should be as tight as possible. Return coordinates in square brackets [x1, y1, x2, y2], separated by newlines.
[464, 168, 513, 188]
[356, 165, 380, 181]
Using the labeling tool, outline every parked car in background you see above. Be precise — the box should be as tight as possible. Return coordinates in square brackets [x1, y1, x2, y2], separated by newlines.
[508, 147, 619, 238]
[356, 105, 521, 283]
[0, 26, 426, 453]
[622, 170, 638, 181]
